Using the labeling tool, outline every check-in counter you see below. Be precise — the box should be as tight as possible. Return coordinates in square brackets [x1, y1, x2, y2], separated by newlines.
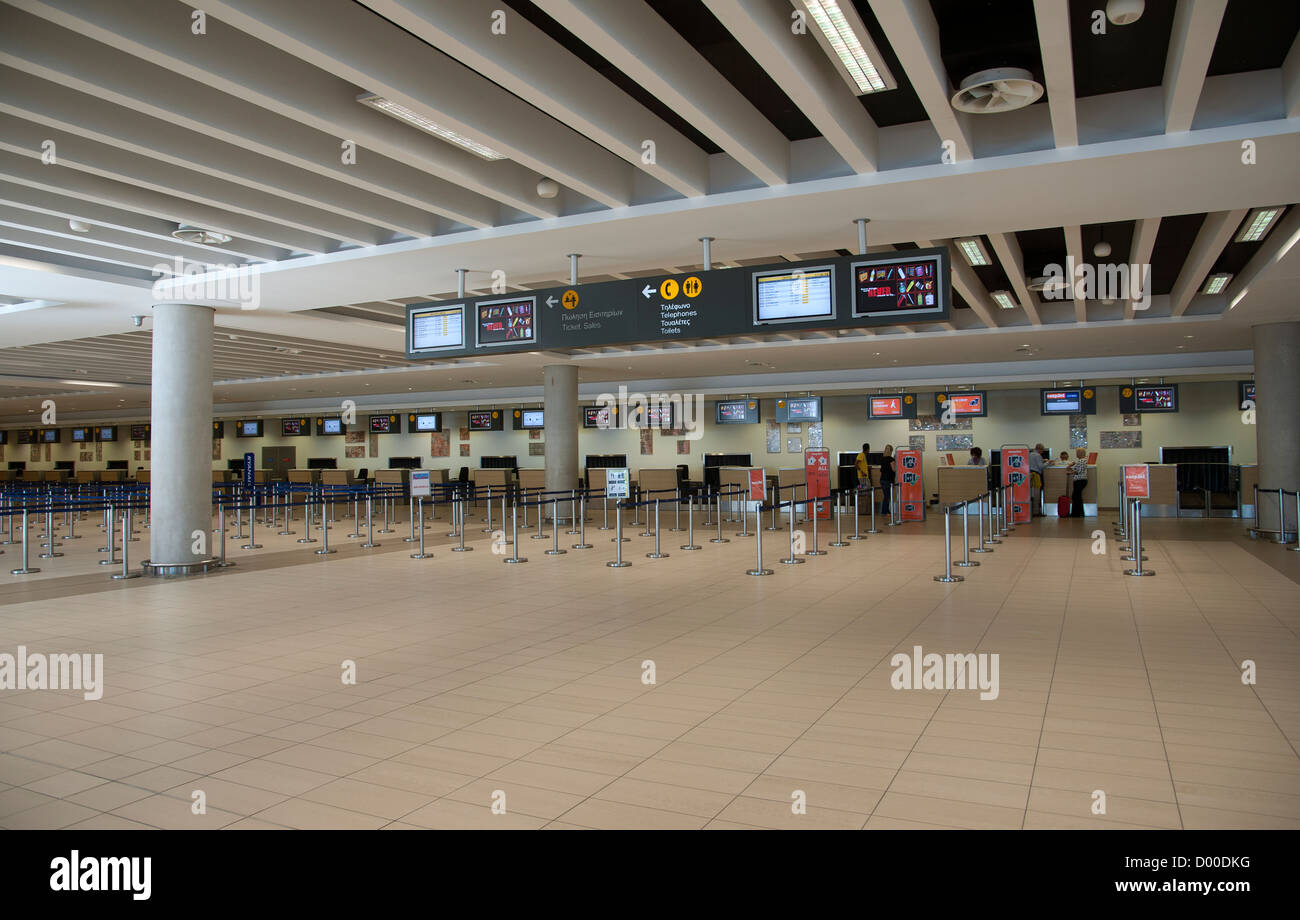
[44, 470, 69, 483]
[938, 466, 987, 506]
[718, 466, 748, 516]
[586, 467, 607, 495]
[517, 468, 546, 493]
[1137, 464, 1179, 516]
[287, 469, 319, 486]
[777, 467, 806, 515]
[475, 468, 511, 496]
[100, 470, 125, 483]
[0, 470, 13, 484]
[212, 470, 229, 484]
[135, 469, 151, 484]
[1042, 465, 1098, 516]
[638, 468, 678, 503]
[1240, 465, 1258, 514]
[320, 469, 355, 487]
[20, 470, 41, 483]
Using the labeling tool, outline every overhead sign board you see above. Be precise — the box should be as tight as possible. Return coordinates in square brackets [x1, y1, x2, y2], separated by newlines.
[405, 248, 950, 361]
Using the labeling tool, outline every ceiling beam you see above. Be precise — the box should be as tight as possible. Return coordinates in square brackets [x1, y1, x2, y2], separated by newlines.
[1126, 217, 1160, 321]
[0, 149, 333, 255]
[918, 238, 997, 327]
[190, 0, 634, 208]
[533, 0, 791, 186]
[987, 232, 1042, 325]
[868, 0, 973, 161]
[1170, 209, 1248, 316]
[0, 179, 285, 262]
[0, 225, 180, 273]
[0, 207, 251, 269]
[0, 112, 381, 248]
[0, 6, 503, 228]
[0, 68, 439, 240]
[1163, 0, 1228, 133]
[1064, 224, 1086, 322]
[1033, 0, 1077, 148]
[1284, 32, 1300, 119]
[1223, 204, 1300, 313]
[357, 0, 708, 199]
[703, 0, 878, 173]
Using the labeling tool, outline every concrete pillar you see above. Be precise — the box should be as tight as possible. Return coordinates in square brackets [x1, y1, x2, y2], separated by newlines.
[147, 303, 215, 573]
[1253, 321, 1300, 539]
[544, 364, 578, 523]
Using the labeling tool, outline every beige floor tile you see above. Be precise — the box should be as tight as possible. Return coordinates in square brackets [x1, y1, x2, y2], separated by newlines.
[299, 778, 434, 820]
[252, 798, 388, 830]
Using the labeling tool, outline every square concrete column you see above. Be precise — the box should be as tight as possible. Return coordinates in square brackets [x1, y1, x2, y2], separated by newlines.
[1253, 321, 1300, 540]
[145, 303, 216, 575]
[544, 364, 578, 524]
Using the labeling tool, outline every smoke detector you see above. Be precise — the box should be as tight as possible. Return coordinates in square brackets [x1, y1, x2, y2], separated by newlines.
[951, 68, 1044, 114]
[1106, 0, 1144, 26]
[1028, 275, 1070, 293]
[68, 219, 91, 233]
[172, 224, 232, 245]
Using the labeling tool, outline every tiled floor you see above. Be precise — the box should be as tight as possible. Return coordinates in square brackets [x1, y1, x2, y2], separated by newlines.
[1, 504, 1297, 829]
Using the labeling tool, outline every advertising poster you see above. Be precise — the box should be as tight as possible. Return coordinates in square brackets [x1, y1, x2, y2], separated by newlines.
[804, 448, 831, 520]
[896, 448, 924, 521]
[1002, 446, 1031, 524]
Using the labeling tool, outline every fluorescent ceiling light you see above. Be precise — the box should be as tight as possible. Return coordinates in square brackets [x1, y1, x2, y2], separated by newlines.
[955, 237, 991, 266]
[990, 290, 1018, 310]
[801, 1, 896, 95]
[358, 93, 505, 161]
[1235, 206, 1284, 242]
[1201, 272, 1232, 295]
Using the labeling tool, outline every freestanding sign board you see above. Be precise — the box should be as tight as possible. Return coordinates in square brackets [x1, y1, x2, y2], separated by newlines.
[748, 468, 766, 513]
[410, 470, 431, 498]
[605, 468, 630, 499]
[242, 452, 255, 491]
[896, 449, 924, 521]
[1002, 446, 1032, 524]
[1123, 464, 1150, 499]
[804, 449, 831, 520]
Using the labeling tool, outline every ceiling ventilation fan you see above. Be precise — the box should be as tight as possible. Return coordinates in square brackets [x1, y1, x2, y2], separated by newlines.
[951, 67, 1044, 114]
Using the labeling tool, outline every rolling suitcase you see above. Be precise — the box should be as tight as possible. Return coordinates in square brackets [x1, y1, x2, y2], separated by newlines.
[1057, 494, 1071, 517]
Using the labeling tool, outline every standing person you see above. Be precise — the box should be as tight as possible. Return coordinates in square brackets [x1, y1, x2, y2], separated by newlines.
[879, 445, 896, 515]
[1070, 447, 1090, 517]
[967, 446, 987, 466]
[855, 443, 871, 493]
[1029, 444, 1046, 516]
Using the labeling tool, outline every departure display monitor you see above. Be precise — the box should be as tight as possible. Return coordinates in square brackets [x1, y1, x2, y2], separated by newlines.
[774, 397, 822, 423]
[412, 413, 441, 432]
[468, 410, 504, 431]
[236, 420, 262, 437]
[369, 414, 400, 434]
[1042, 390, 1081, 414]
[868, 395, 918, 420]
[97, 426, 117, 442]
[583, 406, 615, 429]
[281, 417, 308, 437]
[71, 428, 89, 443]
[936, 392, 987, 418]
[635, 403, 677, 429]
[409, 304, 465, 354]
[852, 254, 943, 319]
[41, 429, 60, 443]
[516, 409, 544, 430]
[753, 266, 835, 325]
[1135, 385, 1178, 412]
[476, 297, 536, 347]
[1239, 381, 1255, 406]
[716, 399, 760, 425]
[318, 417, 344, 436]
[130, 424, 150, 441]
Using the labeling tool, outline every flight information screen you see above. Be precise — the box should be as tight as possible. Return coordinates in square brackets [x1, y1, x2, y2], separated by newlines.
[413, 413, 441, 432]
[476, 298, 536, 347]
[409, 304, 465, 353]
[321, 418, 343, 435]
[716, 400, 759, 424]
[583, 406, 615, 429]
[369, 415, 396, 433]
[1135, 385, 1177, 412]
[281, 418, 306, 436]
[753, 266, 835, 324]
[852, 255, 942, 318]
[1042, 390, 1082, 414]
[870, 397, 903, 418]
[942, 393, 986, 417]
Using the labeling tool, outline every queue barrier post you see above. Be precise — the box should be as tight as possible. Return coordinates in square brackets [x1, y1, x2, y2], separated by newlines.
[680, 493, 700, 551]
[849, 488, 864, 541]
[671, 488, 684, 533]
[866, 487, 881, 535]
[297, 490, 318, 544]
[646, 499, 668, 559]
[242, 491, 263, 550]
[568, 490, 582, 535]
[781, 498, 804, 565]
[735, 494, 751, 538]
[378, 489, 394, 535]
[360, 494, 379, 549]
[767, 486, 779, 532]
[546, 498, 567, 555]
[599, 494, 610, 532]
[404, 493, 418, 543]
[830, 493, 849, 548]
[9, 509, 39, 575]
[1124, 499, 1154, 576]
[532, 491, 551, 540]
[933, 505, 964, 583]
[216, 499, 235, 567]
[1291, 490, 1300, 552]
[953, 500, 979, 568]
[315, 491, 337, 556]
[572, 493, 592, 550]
[111, 505, 141, 580]
[805, 497, 826, 556]
[710, 491, 729, 544]
[482, 486, 494, 533]
[971, 492, 992, 554]
[409, 496, 431, 559]
[39, 506, 63, 559]
[983, 491, 1002, 546]
[452, 494, 472, 553]
[607, 502, 630, 567]
[747, 505, 773, 577]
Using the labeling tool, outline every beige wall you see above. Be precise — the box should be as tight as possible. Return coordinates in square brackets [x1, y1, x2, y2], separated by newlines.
[3, 382, 1255, 502]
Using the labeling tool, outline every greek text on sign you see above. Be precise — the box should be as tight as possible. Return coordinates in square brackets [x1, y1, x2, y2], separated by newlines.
[605, 468, 630, 499]
[410, 470, 431, 497]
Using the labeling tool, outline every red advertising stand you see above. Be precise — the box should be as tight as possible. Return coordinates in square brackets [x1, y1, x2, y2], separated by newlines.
[804, 449, 831, 520]
[895, 448, 924, 521]
[748, 468, 766, 502]
[1001, 445, 1032, 524]
[1123, 464, 1150, 499]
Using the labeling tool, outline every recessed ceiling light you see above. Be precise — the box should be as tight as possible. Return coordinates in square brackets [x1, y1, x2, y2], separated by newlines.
[955, 237, 992, 266]
[990, 290, 1018, 310]
[172, 224, 232, 245]
[800, 0, 895, 94]
[1201, 272, 1233, 295]
[357, 92, 505, 160]
[69, 219, 91, 233]
[1235, 207, 1284, 243]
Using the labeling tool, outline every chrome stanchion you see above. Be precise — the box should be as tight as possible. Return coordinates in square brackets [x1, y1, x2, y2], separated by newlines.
[671, 488, 684, 533]
[1121, 498, 1148, 562]
[482, 486, 494, 533]
[98, 502, 113, 555]
[568, 490, 581, 535]
[1124, 500, 1154, 576]
[607, 502, 630, 567]
[451, 495, 472, 553]
[241, 491, 262, 550]
[9, 509, 39, 575]
[887, 484, 902, 527]
[971, 492, 992, 554]
[404, 494, 418, 542]
[360, 494, 379, 548]
[805, 499, 826, 556]
[38, 507, 63, 559]
[297, 491, 317, 544]
[646, 499, 668, 559]
[866, 487, 881, 534]
[829, 494, 849, 547]
[953, 500, 978, 568]
[780, 500, 804, 565]
[1273, 487, 1289, 545]
[735, 496, 752, 537]
[546, 498, 567, 555]
[710, 491, 729, 544]
[599, 494, 610, 531]
[747, 505, 773, 576]
[767, 485, 780, 532]
[983, 492, 1002, 545]
[348, 492, 363, 538]
[315, 492, 337, 556]
[409, 496, 430, 559]
[533, 492, 551, 540]
[572, 493, 592, 550]
[933, 506, 964, 583]
[1291, 491, 1300, 552]
[378, 489, 395, 534]
[504, 501, 525, 563]
[278, 488, 295, 536]
[216, 499, 235, 567]
[638, 489, 654, 537]
[111, 506, 141, 579]
[848, 489, 864, 541]
[680, 494, 700, 551]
